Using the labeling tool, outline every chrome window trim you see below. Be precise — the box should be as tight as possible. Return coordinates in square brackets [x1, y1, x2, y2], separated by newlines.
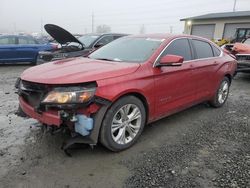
[211, 44, 223, 57]
[153, 37, 189, 67]
[153, 37, 223, 67]
[236, 53, 250, 56]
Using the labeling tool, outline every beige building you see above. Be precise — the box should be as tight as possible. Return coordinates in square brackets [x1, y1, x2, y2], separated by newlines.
[181, 11, 250, 40]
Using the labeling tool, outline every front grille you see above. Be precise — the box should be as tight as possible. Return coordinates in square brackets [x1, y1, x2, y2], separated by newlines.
[19, 80, 48, 108]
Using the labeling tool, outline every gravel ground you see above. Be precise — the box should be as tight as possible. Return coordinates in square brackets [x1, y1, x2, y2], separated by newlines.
[124, 99, 250, 188]
[0, 65, 249, 188]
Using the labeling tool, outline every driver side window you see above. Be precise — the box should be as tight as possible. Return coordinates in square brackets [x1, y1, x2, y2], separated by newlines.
[161, 38, 192, 61]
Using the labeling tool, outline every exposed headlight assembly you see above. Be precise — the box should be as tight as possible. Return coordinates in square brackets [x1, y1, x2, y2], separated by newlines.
[42, 87, 96, 104]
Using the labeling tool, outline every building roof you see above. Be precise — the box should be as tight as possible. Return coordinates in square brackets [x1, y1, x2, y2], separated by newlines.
[180, 10, 250, 21]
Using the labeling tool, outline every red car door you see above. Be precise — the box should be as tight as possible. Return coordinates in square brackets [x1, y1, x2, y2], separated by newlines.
[153, 38, 197, 119]
[190, 39, 221, 99]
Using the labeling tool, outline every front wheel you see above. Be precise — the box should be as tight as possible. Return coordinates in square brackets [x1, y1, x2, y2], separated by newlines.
[16, 105, 27, 117]
[100, 96, 146, 151]
[209, 77, 230, 108]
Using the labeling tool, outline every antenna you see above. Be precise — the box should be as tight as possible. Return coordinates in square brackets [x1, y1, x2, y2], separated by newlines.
[170, 26, 173, 33]
[92, 12, 94, 33]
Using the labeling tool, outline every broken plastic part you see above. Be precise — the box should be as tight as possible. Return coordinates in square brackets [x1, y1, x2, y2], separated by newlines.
[74, 115, 93, 136]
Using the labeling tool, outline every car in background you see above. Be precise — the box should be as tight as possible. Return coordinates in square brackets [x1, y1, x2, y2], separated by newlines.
[17, 34, 237, 152]
[232, 38, 250, 73]
[37, 24, 127, 63]
[223, 37, 250, 73]
[0, 35, 55, 64]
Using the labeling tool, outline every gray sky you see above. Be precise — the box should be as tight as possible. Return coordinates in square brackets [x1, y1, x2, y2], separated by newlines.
[1, 0, 250, 34]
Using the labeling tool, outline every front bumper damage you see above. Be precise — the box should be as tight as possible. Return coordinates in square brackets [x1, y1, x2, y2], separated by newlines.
[20, 97, 61, 125]
[17, 79, 111, 155]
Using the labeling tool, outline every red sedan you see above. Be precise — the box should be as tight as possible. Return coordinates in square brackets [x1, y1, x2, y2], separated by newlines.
[17, 34, 237, 151]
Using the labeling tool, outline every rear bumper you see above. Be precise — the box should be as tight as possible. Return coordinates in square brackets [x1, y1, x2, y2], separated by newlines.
[237, 61, 250, 73]
[19, 97, 61, 126]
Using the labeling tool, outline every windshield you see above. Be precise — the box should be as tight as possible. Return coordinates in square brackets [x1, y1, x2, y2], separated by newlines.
[89, 37, 163, 62]
[78, 35, 100, 47]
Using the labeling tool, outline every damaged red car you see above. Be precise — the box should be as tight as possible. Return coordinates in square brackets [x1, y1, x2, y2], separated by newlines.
[17, 34, 237, 151]
[232, 38, 250, 73]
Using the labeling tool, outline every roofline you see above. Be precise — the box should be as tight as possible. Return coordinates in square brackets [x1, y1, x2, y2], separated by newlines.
[180, 15, 250, 21]
[84, 33, 129, 36]
[180, 11, 250, 21]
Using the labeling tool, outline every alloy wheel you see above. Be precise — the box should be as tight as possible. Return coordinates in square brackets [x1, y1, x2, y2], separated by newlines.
[111, 104, 142, 145]
[218, 80, 229, 104]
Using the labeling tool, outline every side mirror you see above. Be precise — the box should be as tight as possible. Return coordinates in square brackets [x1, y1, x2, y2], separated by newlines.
[158, 54, 184, 66]
[94, 42, 104, 48]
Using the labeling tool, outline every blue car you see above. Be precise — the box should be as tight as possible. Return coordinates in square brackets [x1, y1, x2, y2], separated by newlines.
[0, 35, 55, 64]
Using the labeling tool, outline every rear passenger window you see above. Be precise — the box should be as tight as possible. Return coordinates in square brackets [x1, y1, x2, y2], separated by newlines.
[212, 45, 221, 57]
[18, 37, 29, 44]
[161, 39, 192, 61]
[18, 37, 37, 45]
[192, 40, 213, 59]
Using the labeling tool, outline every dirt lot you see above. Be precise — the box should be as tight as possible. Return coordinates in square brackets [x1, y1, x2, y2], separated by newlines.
[0, 65, 249, 188]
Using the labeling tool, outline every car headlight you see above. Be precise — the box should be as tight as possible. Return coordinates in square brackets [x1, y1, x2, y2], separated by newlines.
[42, 87, 96, 104]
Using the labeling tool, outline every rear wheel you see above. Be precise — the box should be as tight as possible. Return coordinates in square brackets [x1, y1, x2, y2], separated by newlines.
[100, 96, 146, 151]
[209, 77, 230, 108]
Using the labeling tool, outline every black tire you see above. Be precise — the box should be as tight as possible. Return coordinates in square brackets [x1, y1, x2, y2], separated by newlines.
[209, 77, 230, 108]
[100, 96, 146, 151]
[16, 105, 27, 117]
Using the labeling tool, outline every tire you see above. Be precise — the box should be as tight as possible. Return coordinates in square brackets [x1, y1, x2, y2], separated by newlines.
[100, 96, 146, 151]
[209, 77, 230, 108]
[34, 55, 41, 65]
[36, 57, 48, 65]
[16, 105, 27, 117]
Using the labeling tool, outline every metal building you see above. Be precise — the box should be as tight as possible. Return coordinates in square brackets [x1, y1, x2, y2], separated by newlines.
[181, 11, 250, 40]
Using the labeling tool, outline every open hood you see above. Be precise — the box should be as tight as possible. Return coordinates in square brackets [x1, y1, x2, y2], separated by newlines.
[45, 24, 83, 46]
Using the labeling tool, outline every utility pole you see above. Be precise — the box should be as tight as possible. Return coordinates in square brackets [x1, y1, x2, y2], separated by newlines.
[41, 18, 43, 35]
[233, 0, 237, 12]
[13, 22, 16, 34]
[139, 24, 145, 34]
[91, 12, 94, 33]
[170, 26, 173, 33]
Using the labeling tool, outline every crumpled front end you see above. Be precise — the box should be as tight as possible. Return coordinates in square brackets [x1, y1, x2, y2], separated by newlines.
[16, 78, 111, 149]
